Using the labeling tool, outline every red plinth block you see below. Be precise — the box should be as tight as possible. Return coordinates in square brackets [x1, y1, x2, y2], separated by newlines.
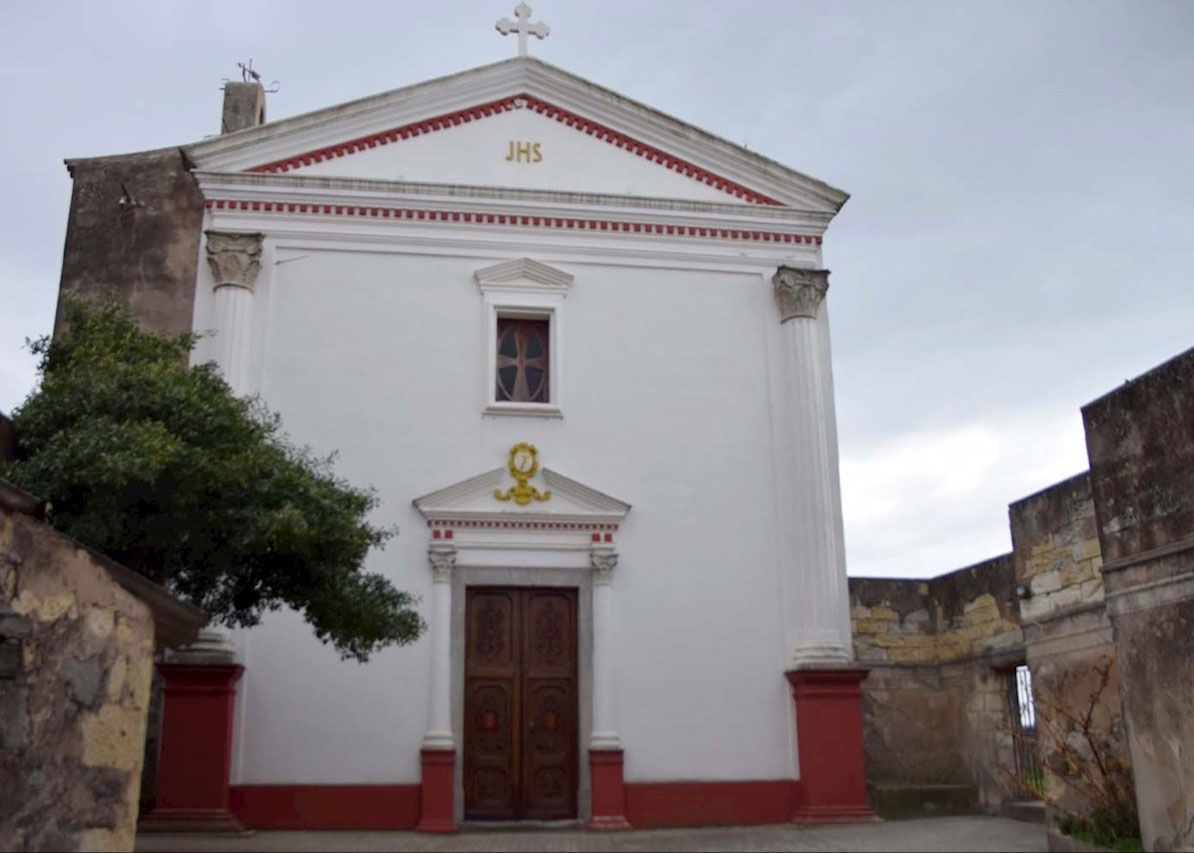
[416, 748, 457, 833]
[588, 748, 631, 831]
[785, 668, 878, 824]
[140, 663, 245, 833]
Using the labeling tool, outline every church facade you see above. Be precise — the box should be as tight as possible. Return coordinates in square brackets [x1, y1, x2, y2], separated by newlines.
[58, 54, 872, 831]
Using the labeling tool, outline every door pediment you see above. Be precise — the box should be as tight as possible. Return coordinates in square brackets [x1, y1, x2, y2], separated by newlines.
[413, 466, 630, 528]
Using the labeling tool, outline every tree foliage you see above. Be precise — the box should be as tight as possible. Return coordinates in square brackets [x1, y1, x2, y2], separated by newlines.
[4, 299, 423, 661]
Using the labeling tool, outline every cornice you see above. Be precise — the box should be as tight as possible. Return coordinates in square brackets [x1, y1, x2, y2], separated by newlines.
[203, 196, 823, 247]
[193, 170, 834, 227]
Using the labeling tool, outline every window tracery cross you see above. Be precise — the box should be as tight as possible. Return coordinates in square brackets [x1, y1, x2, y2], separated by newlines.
[496, 319, 549, 403]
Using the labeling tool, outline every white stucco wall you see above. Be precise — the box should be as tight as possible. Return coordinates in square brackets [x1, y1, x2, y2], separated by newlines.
[206, 245, 805, 785]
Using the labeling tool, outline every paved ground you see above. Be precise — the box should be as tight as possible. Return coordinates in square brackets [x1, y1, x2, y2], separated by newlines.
[136, 816, 1046, 852]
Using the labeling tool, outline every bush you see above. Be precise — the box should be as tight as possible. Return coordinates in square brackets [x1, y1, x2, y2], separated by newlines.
[4, 299, 423, 661]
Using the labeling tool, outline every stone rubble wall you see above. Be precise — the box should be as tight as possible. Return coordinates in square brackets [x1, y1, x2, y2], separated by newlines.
[0, 501, 156, 852]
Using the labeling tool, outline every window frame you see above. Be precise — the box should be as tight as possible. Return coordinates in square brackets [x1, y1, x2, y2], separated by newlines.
[475, 258, 572, 420]
[483, 299, 563, 418]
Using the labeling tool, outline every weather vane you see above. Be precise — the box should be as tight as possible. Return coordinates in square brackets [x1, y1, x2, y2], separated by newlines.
[496, 3, 549, 57]
[233, 59, 280, 93]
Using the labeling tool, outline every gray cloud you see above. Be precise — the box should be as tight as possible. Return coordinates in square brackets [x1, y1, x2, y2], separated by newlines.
[2, 0, 1191, 576]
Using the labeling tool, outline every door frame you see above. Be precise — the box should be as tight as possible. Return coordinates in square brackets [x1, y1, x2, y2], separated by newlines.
[450, 566, 593, 824]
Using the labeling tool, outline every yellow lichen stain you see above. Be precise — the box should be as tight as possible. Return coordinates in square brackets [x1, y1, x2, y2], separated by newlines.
[106, 657, 128, 703]
[12, 590, 77, 622]
[81, 704, 145, 771]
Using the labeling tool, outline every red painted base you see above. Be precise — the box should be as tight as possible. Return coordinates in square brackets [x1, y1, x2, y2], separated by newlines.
[416, 748, 457, 833]
[587, 748, 630, 831]
[138, 808, 247, 834]
[625, 780, 798, 828]
[140, 663, 244, 833]
[231, 785, 420, 830]
[225, 780, 813, 831]
[785, 668, 877, 824]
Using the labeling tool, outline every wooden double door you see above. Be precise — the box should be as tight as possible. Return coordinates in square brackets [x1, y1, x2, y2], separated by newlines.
[463, 587, 579, 821]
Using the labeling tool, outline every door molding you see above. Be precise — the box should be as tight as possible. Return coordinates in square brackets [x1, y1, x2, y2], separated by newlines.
[451, 566, 593, 823]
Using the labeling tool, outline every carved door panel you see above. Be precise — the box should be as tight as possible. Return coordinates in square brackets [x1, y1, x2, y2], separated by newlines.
[463, 590, 518, 820]
[463, 587, 577, 821]
[521, 590, 578, 820]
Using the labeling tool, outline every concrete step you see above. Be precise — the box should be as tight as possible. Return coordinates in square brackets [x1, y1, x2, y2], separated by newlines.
[1003, 800, 1046, 824]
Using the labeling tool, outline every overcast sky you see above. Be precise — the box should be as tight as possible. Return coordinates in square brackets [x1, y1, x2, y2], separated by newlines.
[2, 1, 1192, 578]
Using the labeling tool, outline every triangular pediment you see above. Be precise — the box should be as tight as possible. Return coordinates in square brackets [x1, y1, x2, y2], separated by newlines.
[187, 59, 848, 213]
[413, 466, 630, 525]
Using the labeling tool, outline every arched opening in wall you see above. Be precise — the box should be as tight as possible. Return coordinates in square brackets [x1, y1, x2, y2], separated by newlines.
[1006, 664, 1044, 800]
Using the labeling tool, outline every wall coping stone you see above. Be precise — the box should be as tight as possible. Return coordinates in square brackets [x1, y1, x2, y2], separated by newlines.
[1, 477, 204, 648]
[1101, 533, 1194, 578]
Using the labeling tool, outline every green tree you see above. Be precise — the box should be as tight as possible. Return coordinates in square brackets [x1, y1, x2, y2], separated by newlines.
[4, 299, 423, 661]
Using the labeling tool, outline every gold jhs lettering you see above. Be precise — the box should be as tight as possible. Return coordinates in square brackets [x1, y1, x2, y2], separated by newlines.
[505, 141, 543, 163]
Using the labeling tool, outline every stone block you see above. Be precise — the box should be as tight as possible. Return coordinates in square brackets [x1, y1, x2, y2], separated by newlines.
[81, 703, 146, 771]
[64, 657, 105, 709]
[0, 612, 32, 639]
[0, 640, 20, 679]
[1031, 571, 1062, 596]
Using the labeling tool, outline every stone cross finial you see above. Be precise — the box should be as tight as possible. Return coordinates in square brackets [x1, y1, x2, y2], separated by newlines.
[772, 267, 830, 322]
[496, 3, 549, 57]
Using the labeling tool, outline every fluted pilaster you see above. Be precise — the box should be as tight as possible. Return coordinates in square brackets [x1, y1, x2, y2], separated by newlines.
[204, 231, 263, 396]
[590, 545, 621, 750]
[772, 267, 852, 667]
[422, 545, 456, 750]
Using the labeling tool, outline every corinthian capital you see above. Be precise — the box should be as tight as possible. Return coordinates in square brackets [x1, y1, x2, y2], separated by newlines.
[772, 267, 829, 322]
[428, 546, 456, 583]
[590, 546, 618, 586]
[205, 231, 264, 291]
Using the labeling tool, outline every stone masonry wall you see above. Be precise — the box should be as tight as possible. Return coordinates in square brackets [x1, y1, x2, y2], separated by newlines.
[1010, 473, 1105, 622]
[57, 148, 205, 339]
[0, 499, 155, 851]
[1009, 473, 1130, 831]
[1083, 346, 1194, 852]
[850, 556, 1024, 812]
[851, 554, 1021, 666]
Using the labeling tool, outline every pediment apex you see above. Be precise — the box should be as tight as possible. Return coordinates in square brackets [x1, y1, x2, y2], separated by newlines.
[413, 465, 630, 524]
[474, 257, 573, 292]
[185, 58, 848, 214]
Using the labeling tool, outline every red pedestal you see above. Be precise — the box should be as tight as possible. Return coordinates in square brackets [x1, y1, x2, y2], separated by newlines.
[416, 748, 457, 833]
[785, 668, 878, 824]
[587, 748, 631, 831]
[140, 663, 245, 833]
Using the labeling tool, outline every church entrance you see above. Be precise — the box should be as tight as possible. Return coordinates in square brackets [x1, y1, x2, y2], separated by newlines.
[463, 587, 579, 821]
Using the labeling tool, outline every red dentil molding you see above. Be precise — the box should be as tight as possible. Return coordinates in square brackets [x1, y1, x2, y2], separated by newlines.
[245, 94, 781, 206]
[202, 198, 821, 246]
[427, 520, 619, 532]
